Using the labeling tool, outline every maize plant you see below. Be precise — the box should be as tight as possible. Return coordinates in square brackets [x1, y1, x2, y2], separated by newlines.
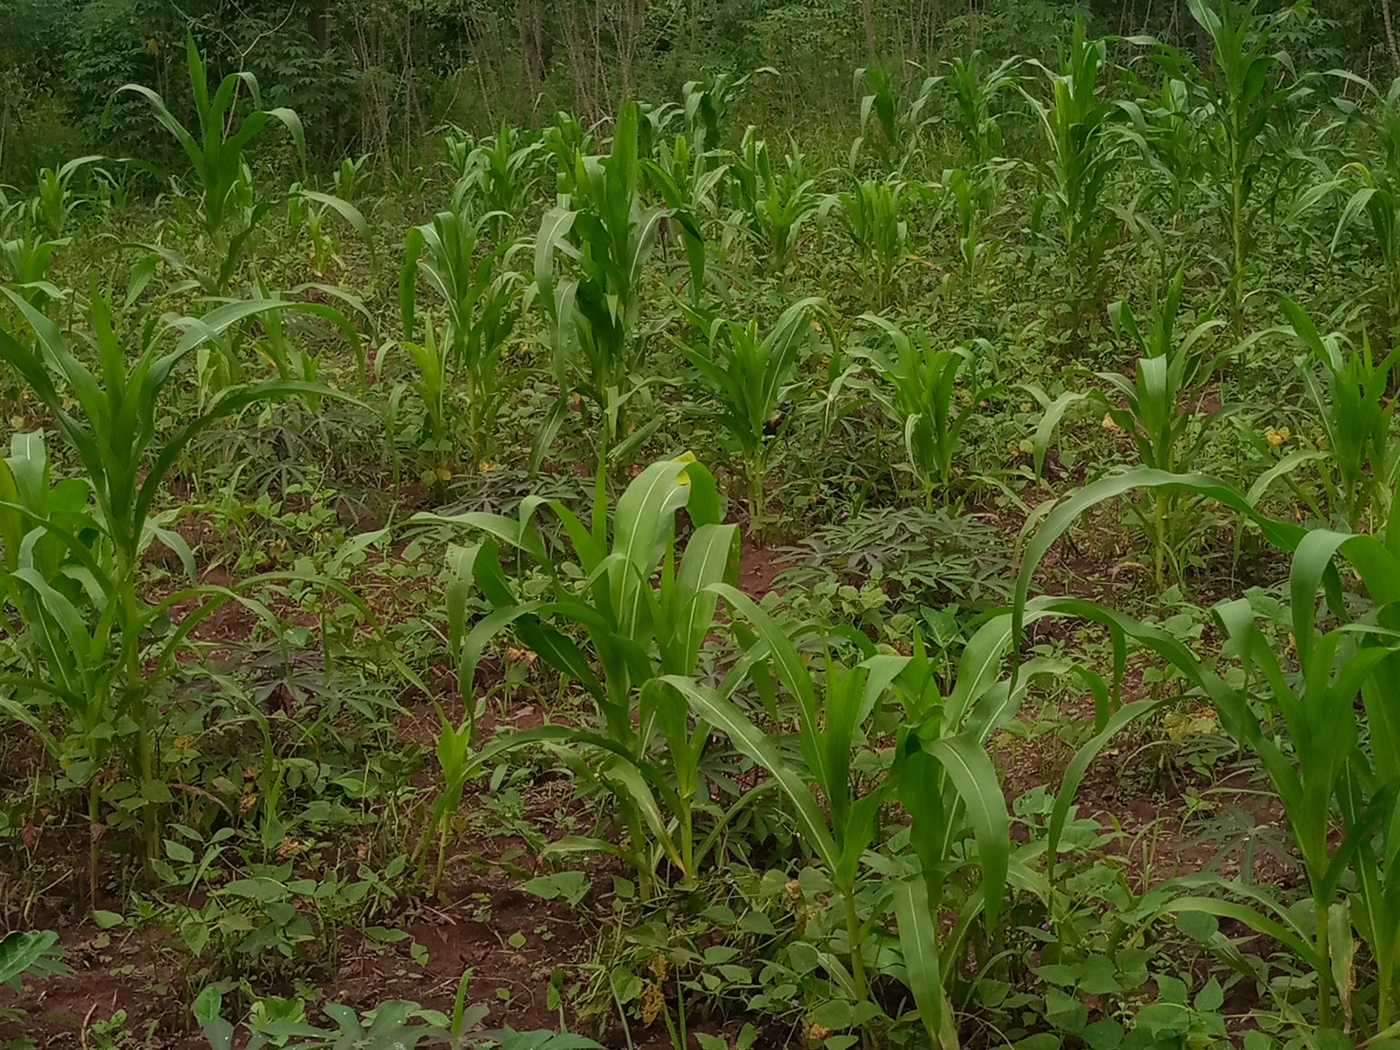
[665, 588, 1049, 1050]
[942, 51, 1020, 166]
[455, 125, 546, 239]
[850, 315, 997, 509]
[1016, 468, 1400, 1035]
[535, 101, 666, 458]
[727, 128, 823, 276]
[678, 297, 824, 536]
[0, 231, 66, 310]
[640, 133, 718, 301]
[416, 456, 739, 898]
[400, 205, 525, 468]
[852, 65, 939, 170]
[682, 69, 772, 167]
[122, 38, 366, 295]
[1279, 297, 1400, 533]
[0, 287, 350, 897]
[29, 155, 102, 239]
[1095, 266, 1231, 585]
[827, 175, 919, 307]
[942, 162, 1012, 286]
[1297, 75, 1400, 340]
[1140, 0, 1307, 334]
[1118, 75, 1211, 221]
[1023, 18, 1125, 309]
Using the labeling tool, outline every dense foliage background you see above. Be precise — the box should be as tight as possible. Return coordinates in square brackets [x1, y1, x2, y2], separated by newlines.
[2, 0, 1398, 182]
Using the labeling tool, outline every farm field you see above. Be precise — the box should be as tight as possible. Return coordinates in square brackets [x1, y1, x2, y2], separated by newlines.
[5, 1, 1400, 1048]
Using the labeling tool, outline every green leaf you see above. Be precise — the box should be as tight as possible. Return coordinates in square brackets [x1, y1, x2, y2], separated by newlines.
[892, 878, 947, 1046]
[219, 877, 289, 903]
[926, 735, 1010, 927]
[0, 930, 69, 989]
[660, 674, 840, 871]
[521, 871, 593, 907]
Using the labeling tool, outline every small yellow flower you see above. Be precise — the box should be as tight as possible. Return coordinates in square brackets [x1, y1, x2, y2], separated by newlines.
[173, 736, 195, 751]
[1264, 426, 1290, 447]
[276, 836, 301, 857]
[807, 1022, 835, 1042]
[239, 793, 258, 815]
[505, 646, 537, 665]
[1102, 413, 1122, 432]
[479, 460, 497, 473]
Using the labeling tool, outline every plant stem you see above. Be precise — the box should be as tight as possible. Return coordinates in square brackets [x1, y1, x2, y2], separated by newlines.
[1316, 896, 1333, 1027]
[1380, 956, 1394, 1033]
[748, 454, 765, 541]
[120, 571, 158, 887]
[1154, 489, 1167, 589]
[434, 821, 449, 895]
[1231, 146, 1245, 337]
[88, 777, 101, 909]
[843, 886, 868, 1001]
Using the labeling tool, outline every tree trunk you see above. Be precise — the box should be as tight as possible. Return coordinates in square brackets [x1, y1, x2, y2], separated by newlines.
[861, 0, 878, 63]
[518, 0, 545, 86]
[309, 0, 331, 49]
[563, 2, 600, 122]
[1383, 0, 1400, 75]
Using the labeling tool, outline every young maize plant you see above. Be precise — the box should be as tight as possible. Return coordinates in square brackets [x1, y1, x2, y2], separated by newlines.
[414, 456, 739, 898]
[1014, 466, 1400, 1034]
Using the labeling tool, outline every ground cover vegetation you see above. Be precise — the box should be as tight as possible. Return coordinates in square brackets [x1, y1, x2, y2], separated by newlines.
[7, 0, 1400, 1048]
